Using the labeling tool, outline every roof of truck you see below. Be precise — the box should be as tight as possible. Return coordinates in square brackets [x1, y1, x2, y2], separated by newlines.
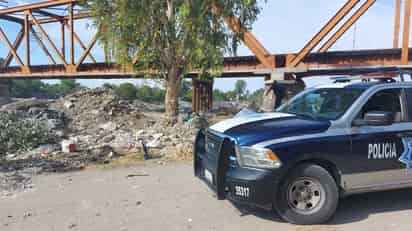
[314, 81, 377, 90]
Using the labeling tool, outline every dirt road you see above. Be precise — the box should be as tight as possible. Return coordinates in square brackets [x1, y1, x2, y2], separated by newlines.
[1, 161, 412, 231]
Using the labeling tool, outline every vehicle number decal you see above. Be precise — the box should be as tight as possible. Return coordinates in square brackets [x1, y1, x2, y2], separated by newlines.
[234, 186, 250, 199]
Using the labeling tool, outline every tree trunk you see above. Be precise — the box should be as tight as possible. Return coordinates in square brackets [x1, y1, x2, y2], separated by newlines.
[164, 67, 182, 125]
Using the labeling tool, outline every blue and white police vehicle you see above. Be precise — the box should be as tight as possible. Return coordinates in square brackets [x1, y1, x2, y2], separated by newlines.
[194, 76, 412, 224]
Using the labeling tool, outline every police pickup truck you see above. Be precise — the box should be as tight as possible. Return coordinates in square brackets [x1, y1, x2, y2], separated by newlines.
[194, 77, 412, 225]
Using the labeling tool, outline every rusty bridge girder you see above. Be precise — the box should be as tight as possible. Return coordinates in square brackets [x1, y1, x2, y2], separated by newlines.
[0, 0, 412, 112]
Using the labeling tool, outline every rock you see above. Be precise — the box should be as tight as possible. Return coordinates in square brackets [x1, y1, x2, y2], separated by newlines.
[136, 130, 146, 136]
[86, 145, 118, 163]
[102, 135, 115, 143]
[0, 98, 49, 112]
[99, 122, 117, 131]
[64, 101, 74, 109]
[146, 137, 162, 148]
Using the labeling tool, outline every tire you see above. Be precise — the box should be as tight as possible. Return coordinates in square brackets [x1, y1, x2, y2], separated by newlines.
[275, 163, 339, 225]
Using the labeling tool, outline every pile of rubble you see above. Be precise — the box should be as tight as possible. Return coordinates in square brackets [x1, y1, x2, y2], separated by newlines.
[0, 87, 213, 197]
[0, 87, 208, 166]
[50, 88, 146, 153]
[136, 114, 208, 160]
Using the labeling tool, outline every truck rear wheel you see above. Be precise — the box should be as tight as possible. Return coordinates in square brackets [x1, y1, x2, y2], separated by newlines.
[275, 163, 339, 225]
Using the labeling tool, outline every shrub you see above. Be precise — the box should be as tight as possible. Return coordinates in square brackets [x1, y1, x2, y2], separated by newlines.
[0, 113, 56, 156]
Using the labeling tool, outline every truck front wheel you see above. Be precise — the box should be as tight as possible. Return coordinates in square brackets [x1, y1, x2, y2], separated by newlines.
[275, 163, 339, 225]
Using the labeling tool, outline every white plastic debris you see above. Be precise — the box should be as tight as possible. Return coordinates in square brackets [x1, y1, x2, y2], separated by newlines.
[61, 139, 76, 153]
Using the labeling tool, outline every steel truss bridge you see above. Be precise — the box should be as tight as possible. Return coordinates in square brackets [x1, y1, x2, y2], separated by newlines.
[0, 0, 412, 111]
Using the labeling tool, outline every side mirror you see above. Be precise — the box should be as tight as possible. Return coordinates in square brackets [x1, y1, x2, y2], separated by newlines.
[353, 111, 394, 127]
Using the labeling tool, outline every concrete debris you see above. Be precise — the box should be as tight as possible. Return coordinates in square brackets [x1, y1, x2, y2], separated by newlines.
[211, 101, 248, 116]
[0, 98, 50, 112]
[0, 171, 33, 198]
[136, 114, 207, 160]
[0, 87, 217, 196]
[51, 88, 144, 134]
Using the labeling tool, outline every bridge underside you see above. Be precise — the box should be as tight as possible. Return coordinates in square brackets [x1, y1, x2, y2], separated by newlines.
[1, 48, 412, 79]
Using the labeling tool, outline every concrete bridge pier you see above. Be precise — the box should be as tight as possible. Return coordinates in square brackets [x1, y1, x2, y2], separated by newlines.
[192, 79, 214, 113]
[0, 80, 11, 106]
[262, 73, 305, 112]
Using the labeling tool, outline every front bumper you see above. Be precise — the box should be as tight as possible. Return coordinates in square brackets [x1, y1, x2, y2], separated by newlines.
[225, 167, 280, 209]
[194, 130, 281, 209]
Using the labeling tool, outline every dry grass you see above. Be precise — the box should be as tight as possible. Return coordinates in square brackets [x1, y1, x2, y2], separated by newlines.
[165, 143, 193, 161]
[91, 148, 145, 169]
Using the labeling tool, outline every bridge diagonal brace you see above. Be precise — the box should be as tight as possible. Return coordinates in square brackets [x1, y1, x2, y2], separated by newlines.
[0, 15, 24, 24]
[0, 26, 27, 71]
[29, 11, 69, 67]
[289, 0, 360, 67]
[402, 0, 412, 64]
[65, 22, 97, 63]
[75, 32, 98, 69]
[318, 0, 376, 53]
[2, 28, 24, 68]
[394, 0, 402, 48]
[211, 3, 275, 68]
[33, 9, 64, 20]
[30, 27, 56, 64]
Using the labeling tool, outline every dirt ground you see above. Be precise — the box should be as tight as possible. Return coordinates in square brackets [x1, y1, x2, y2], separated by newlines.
[1, 161, 412, 231]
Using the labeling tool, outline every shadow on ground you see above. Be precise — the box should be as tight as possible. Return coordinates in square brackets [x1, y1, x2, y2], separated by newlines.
[233, 188, 412, 225]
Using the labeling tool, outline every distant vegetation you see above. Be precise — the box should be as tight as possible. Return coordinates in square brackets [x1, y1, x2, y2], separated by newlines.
[213, 80, 264, 106]
[10, 79, 80, 98]
[9, 78, 263, 106]
[105, 80, 192, 103]
[109, 79, 263, 106]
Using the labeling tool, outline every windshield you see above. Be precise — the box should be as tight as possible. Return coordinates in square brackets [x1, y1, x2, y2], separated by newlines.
[277, 88, 364, 120]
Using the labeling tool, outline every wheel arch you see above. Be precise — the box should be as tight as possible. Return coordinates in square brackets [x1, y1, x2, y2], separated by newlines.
[281, 158, 343, 192]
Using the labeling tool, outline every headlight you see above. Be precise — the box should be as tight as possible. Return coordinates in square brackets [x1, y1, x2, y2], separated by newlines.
[236, 146, 282, 169]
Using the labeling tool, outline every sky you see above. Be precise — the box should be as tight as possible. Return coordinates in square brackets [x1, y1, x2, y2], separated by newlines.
[0, 0, 402, 92]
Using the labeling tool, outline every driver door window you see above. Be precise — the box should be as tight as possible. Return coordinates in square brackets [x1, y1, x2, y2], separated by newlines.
[357, 89, 403, 123]
[349, 88, 406, 184]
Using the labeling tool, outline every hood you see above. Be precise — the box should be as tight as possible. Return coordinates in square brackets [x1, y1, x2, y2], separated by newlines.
[209, 112, 331, 146]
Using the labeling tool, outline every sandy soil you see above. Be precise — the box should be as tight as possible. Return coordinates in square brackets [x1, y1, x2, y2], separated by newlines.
[1, 161, 412, 231]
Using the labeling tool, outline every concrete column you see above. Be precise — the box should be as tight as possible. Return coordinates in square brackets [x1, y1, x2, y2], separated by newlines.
[192, 79, 213, 113]
[262, 80, 305, 112]
[0, 80, 11, 106]
[262, 83, 276, 112]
